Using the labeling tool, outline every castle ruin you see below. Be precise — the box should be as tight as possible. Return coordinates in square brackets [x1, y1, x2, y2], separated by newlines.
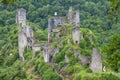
[17, 7, 102, 72]
[17, 8, 40, 61]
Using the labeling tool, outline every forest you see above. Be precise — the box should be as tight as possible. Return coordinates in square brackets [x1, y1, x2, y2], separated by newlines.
[0, 0, 120, 80]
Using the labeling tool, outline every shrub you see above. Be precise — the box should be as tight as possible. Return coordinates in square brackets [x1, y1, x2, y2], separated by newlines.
[42, 69, 62, 80]
[74, 72, 120, 80]
[80, 40, 86, 49]
[54, 52, 65, 63]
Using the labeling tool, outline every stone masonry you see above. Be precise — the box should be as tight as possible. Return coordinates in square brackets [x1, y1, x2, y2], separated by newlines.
[17, 8, 39, 61]
[16, 8, 26, 27]
[90, 48, 102, 72]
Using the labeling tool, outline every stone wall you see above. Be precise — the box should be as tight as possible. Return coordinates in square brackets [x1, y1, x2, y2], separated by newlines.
[74, 10, 80, 27]
[48, 16, 63, 42]
[43, 46, 50, 63]
[79, 54, 90, 65]
[67, 7, 73, 24]
[72, 27, 80, 44]
[18, 31, 27, 61]
[16, 8, 26, 27]
[17, 8, 36, 61]
[90, 48, 102, 72]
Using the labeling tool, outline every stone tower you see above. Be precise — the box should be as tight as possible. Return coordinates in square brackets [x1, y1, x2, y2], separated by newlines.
[17, 8, 35, 61]
[72, 9, 80, 44]
[67, 7, 73, 24]
[18, 31, 27, 61]
[48, 19, 54, 42]
[75, 9, 80, 27]
[16, 8, 26, 27]
[72, 27, 80, 44]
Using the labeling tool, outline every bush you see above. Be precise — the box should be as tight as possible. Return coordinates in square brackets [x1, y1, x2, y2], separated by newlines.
[74, 72, 120, 80]
[67, 64, 82, 74]
[42, 69, 62, 80]
[54, 52, 65, 63]
[69, 56, 79, 65]
[80, 40, 86, 49]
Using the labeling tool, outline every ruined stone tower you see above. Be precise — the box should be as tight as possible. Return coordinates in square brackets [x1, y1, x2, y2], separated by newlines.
[16, 8, 26, 27]
[18, 31, 27, 61]
[75, 9, 80, 27]
[67, 7, 81, 45]
[17, 8, 34, 61]
[67, 7, 80, 27]
[72, 27, 80, 44]
[67, 7, 73, 24]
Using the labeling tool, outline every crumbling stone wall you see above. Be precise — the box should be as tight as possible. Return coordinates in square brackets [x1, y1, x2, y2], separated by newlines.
[17, 8, 36, 61]
[48, 16, 63, 42]
[43, 46, 50, 63]
[67, 7, 73, 24]
[18, 31, 27, 61]
[74, 10, 80, 27]
[16, 8, 26, 27]
[90, 48, 102, 72]
[88, 34, 94, 44]
[72, 27, 80, 44]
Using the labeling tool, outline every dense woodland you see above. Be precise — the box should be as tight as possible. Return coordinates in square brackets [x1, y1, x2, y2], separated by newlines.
[0, 0, 120, 80]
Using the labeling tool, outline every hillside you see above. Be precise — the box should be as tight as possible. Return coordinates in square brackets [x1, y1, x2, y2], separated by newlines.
[0, 0, 120, 80]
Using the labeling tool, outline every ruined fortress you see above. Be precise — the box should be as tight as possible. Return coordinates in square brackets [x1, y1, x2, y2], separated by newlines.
[17, 7, 102, 72]
[17, 9, 40, 61]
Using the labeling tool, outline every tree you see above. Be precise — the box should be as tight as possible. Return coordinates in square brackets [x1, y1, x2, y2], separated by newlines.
[105, 35, 120, 72]
[1, 0, 21, 4]
[108, 0, 120, 22]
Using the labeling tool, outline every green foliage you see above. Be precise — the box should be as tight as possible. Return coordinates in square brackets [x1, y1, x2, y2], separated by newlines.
[54, 45, 69, 63]
[42, 69, 62, 80]
[108, 0, 120, 22]
[79, 40, 86, 49]
[67, 64, 85, 75]
[105, 35, 120, 72]
[74, 72, 120, 80]
[79, 35, 93, 56]
[0, 0, 120, 79]
[0, 60, 27, 80]
[69, 56, 79, 65]
[54, 52, 65, 63]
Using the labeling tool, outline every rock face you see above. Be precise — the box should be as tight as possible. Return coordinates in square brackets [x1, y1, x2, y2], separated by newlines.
[90, 48, 102, 72]
[72, 27, 80, 44]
